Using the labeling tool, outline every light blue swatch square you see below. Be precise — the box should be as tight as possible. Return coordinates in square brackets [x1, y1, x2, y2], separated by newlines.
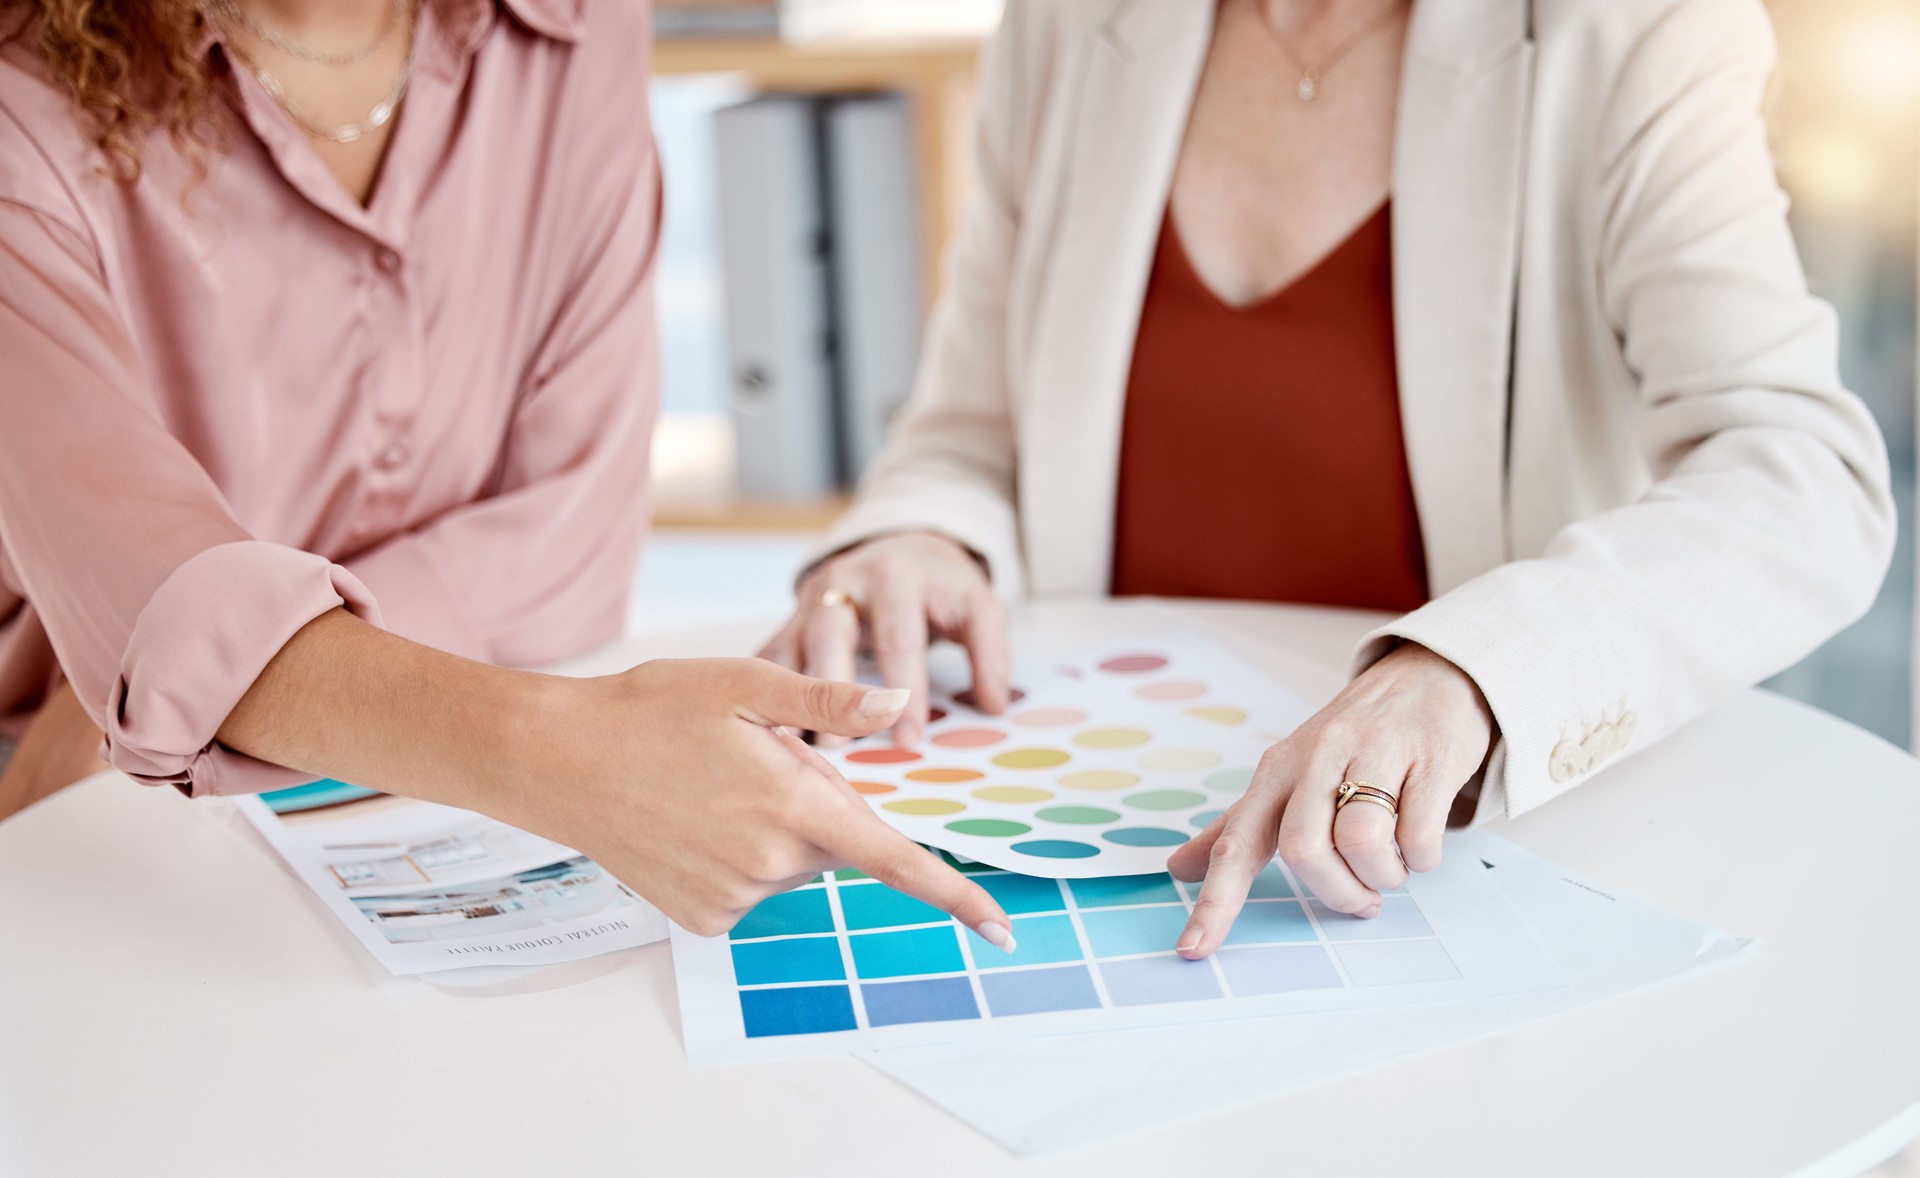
[1311, 895, 1433, 941]
[965, 913, 1085, 970]
[1221, 900, 1317, 946]
[1079, 905, 1191, 958]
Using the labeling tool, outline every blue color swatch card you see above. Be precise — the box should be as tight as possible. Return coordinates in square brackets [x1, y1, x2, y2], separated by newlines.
[671, 848, 1567, 1066]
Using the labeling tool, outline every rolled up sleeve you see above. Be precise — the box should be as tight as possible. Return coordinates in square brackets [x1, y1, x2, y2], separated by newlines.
[0, 200, 379, 796]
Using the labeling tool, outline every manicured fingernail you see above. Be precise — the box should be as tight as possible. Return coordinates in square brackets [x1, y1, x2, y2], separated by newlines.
[1176, 925, 1203, 954]
[976, 921, 1017, 954]
[771, 726, 792, 739]
[861, 687, 912, 717]
[1359, 903, 1382, 919]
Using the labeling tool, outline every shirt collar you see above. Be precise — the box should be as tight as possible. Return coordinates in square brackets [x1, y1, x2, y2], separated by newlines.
[196, 0, 582, 60]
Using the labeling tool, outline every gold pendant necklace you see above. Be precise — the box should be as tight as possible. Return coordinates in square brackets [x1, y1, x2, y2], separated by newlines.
[1255, 0, 1407, 103]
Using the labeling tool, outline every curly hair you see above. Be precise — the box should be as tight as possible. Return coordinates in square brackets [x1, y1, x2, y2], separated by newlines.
[9, 0, 220, 183]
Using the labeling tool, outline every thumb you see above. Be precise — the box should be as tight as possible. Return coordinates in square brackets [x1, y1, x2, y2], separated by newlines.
[736, 661, 911, 739]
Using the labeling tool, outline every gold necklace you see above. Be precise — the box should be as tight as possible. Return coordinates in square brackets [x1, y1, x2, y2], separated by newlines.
[1253, 0, 1408, 102]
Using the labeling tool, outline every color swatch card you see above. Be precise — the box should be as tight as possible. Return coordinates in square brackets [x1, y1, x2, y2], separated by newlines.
[824, 633, 1315, 879]
[671, 846, 1567, 1067]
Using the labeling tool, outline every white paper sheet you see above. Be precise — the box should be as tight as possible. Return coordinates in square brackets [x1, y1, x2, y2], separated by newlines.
[826, 632, 1316, 878]
[670, 842, 1567, 1067]
[862, 831, 1750, 1154]
[235, 782, 668, 975]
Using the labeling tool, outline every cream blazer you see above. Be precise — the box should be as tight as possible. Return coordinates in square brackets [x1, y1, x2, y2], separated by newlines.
[819, 0, 1897, 820]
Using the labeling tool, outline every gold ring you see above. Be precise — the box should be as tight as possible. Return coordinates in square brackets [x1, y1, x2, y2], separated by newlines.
[1335, 780, 1399, 818]
[818, 587, 861, 613]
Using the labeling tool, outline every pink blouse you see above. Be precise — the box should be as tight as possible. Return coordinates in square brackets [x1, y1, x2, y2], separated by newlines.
[0, 0, 660, 796]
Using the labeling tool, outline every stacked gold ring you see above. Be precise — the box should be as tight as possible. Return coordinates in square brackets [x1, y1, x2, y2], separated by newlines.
[1334, 780, 1399, 818]
[818, 587, 861, 613]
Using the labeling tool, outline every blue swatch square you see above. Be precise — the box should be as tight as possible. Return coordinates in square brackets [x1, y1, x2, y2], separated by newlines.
[979, 965, 1102, 1016]
[730, 886, 835, 940]
[1098, 954, 1222, 1006]
[976, 873, 1066, 915]
[965, 914, 1084, 969]
[1221, 900, 1317, 946]
[740, 985, 857, 1038]
[838, 882, 946, 930]
[1247, 863, 1295, 899]
[1080, 905, 1191, 958]
[861, 976, 980, 1027]
[1311, 895, 1434, 941]
[1068, 874, 1183, 908]
[730, 936, 846, 985]
[849, 926, 965, 979]
[1217, 945, 1343, 995]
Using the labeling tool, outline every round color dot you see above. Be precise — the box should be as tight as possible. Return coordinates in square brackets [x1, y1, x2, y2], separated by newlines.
[882, 798, 966, 817]
[850, 781, 897, 796]
[972, 786, 1053, 804]
[1011, 706, 1089, 728]
[945, 818, 1031, 838]
[1139, 749, 1221, 772]
[1205, 768, 1257, 793]
[931, 727, 1008, 748]
[905, 768, 984, 784]
[1124, 789, 1207, 811]
[1059, 770, 1140, 792]
[993, 747, 1071, 769]
[1073, 727, 1152, 749]
[1185, 705, 1250, 726]
[1012, 839, 1101, 859]
[954, 686, 1027, 709]
[1102, 827, 1190, 847]
[847, 747, 921, 765]
[1134, 679, 1208, 701]
[1191, 808, 1226, 828]
[1035, 805, 1120, 825]
[1099, 654, 1170, 674]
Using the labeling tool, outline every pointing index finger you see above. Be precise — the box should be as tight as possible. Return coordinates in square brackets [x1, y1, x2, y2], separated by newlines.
[818, 804, 1016, 954]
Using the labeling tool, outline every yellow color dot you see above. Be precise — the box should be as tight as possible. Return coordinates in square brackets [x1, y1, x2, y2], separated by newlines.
[1059, 770, 1140, 792]
[882, 799, 967, 817]
[1185, 706, 1249, 726]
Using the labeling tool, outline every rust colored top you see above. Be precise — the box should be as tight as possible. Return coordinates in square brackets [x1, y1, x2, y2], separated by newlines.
[1110, 202, 1430, 612]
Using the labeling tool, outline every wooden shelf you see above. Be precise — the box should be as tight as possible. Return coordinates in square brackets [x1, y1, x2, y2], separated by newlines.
[653, 34, 984, 308]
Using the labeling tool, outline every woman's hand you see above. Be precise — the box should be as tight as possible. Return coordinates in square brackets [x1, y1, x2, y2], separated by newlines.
[0, 678, 106, 822]
[1167, 642, 1494, 959]
[759, 532, 1010, 746]
[483, 658, 1016, 943]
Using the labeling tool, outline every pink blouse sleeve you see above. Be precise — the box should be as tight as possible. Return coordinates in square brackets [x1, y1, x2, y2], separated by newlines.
[340, 141, 661, 668]
[0, 201, 383, 797]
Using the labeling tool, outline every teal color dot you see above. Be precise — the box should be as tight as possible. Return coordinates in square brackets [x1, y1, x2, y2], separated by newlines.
[1102, 827, 1190, 847]
[1012, 839, 1101, 860]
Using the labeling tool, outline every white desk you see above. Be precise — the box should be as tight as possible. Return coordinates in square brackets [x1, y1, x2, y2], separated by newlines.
[1, 599, 1916, 1177]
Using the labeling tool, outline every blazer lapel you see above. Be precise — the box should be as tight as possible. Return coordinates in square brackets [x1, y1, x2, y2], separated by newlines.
[1392, 0, 1535, 595]
[1020, 1, 1214, 596]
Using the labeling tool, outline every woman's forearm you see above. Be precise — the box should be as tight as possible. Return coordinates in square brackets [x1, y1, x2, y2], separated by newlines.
[215, 607, 560, 814]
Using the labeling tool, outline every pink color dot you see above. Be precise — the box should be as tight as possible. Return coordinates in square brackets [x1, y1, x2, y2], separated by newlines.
[1010, 707, 1090, 728]
[1134, 679, 1207, 701]
[1100, 654, 1170, 674]
[931, 727, 1008, 748]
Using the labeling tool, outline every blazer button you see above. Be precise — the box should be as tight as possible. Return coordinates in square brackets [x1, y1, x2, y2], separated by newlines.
[1549, 739, 1584, 783]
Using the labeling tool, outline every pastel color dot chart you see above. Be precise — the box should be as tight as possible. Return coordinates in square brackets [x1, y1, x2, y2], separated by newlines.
[824, 633, 1307, 878]
[671, 847, 1568, 1066]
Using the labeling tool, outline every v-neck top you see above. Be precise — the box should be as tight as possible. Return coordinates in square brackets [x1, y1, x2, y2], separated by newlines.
[0, 0, 659, 796]
[1110, 202, 1429, 611]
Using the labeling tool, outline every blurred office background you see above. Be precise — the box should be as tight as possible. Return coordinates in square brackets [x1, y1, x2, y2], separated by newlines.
[639, 0, 1920, 755]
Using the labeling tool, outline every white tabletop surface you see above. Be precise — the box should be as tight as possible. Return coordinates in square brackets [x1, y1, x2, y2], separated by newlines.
[1, 598, 1916, 1177]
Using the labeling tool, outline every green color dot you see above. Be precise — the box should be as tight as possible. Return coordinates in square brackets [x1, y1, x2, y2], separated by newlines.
[945, 818, 1031, 838]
